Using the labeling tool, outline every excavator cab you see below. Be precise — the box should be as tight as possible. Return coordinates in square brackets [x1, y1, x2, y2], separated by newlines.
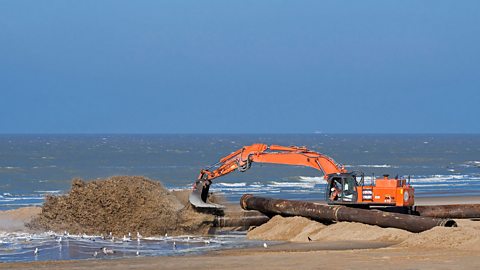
[326, 173, 361, 204]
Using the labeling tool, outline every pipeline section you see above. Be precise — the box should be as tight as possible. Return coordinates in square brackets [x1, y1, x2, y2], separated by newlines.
[240, 194, 457, 233]
[214, 215, 270, 228]
[415, 204, 480, 219]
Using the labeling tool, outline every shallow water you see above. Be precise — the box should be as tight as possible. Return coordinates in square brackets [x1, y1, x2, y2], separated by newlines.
[0, 231, 264, 262]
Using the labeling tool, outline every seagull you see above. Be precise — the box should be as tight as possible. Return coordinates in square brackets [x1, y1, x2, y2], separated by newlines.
[122, 235, 131, 242]
[173, 241, 177, 249]
[165, 233, 168, 238]
[263, 243, 268, 248]
[128, 232, 131, 238]
[187, 236, 190, 241]
[111, 236, 115, 242]
[57, 237, 62, 243]
[136, 251, 140, 256]
[102, 247, 115, 255]
[93, 251, 98, 257]
[34, 248, 39, 256]
[204, 240, 210, 245]
[64, 231, 68, 236]
[308, 236, 312, 242]
[137, 232, 142, 239]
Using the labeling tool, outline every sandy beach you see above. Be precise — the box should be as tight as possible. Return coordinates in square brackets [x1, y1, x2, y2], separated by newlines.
[1, 195, 480, 269]
[2, 240, 480, 270]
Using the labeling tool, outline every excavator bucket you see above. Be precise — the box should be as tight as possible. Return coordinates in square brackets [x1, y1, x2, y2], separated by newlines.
[189, 180, 225, 213]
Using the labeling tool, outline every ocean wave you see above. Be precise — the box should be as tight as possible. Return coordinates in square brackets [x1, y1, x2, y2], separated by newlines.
[412, 183, 471, 187]
[350, 164, 393, 168]
[216, 182, 247, 187]
[464, 161, 480, 167]
[32, 165, 58, 169]
[411, 174, 477, 183]
[0, 166, 21, 170]
[297, 176, 324, 183]
[0, 196, 44, 201]
[268, 181, 316, 188]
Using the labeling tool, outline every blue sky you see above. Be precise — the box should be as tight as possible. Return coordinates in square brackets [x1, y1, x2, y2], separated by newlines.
[1, 1, 479, 133]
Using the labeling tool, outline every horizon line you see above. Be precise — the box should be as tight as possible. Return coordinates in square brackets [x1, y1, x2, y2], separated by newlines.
[0, 132, 479, 136]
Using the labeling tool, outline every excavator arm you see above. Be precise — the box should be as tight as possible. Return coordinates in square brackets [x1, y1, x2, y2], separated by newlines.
[189, 144, 346, 210]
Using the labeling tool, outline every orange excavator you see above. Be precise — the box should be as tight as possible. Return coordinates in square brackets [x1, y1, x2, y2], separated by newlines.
[189, 144, 415, 210]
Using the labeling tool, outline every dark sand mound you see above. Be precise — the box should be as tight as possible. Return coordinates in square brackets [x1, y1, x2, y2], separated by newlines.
[27, 176, 214, 236]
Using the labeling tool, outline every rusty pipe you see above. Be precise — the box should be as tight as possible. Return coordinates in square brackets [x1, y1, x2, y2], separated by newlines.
[213, 215, 270, 227]
[415, 204, 480, 219]
[240, 194, 456, 233]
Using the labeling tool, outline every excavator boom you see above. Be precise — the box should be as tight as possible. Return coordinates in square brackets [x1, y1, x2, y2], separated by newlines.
[189, 144, 346, 210]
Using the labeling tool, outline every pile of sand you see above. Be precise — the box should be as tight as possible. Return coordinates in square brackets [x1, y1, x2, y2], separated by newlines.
[247, 216, 326, 242]
[398, 219, 480, 250]
[248, 215, 480, 251]
[248, 215, 411, 243]
[27, 176, 215, 236]
[311, 222, 412, 242]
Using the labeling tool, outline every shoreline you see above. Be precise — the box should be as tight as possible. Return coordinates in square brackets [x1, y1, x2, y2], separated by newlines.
[3, 244, 480, 270]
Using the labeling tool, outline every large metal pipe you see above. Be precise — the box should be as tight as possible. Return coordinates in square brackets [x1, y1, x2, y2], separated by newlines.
[240, 194, 457, 233]
[213, 215, 270, 227]
[414, 204, 480, 219]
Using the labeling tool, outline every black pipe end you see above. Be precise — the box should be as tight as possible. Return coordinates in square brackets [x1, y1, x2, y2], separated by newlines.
[240, 194, 253, 210]
[444, 219, 458, 227]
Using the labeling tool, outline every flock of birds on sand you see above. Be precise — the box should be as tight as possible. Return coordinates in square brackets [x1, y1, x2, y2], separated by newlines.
[30, 231, 245, 258]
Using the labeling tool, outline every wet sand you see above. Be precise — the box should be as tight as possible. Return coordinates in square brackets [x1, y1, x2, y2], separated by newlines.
[2, 195, 480, 269]
[3, 245, 480, 270]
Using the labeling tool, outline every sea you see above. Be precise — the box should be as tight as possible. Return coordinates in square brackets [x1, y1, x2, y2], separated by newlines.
[1, 134, 479, 262]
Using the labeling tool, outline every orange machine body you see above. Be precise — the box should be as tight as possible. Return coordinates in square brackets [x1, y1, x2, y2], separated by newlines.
[350, 176, 415, 207]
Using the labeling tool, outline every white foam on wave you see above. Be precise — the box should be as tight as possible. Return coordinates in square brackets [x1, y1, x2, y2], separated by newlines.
[268, 181, 315, 188]
[0, 166, 20, 170]
[34, 190, 62, 194]
[412, 183, 471, 187]
[297, 176, 324, 183]
[0, 196, 44, 202]
[352, 164, 393, 168]
[463, 161, 480, 167]
[216, 182, 247, 187]
[411, 174, 477, 183]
